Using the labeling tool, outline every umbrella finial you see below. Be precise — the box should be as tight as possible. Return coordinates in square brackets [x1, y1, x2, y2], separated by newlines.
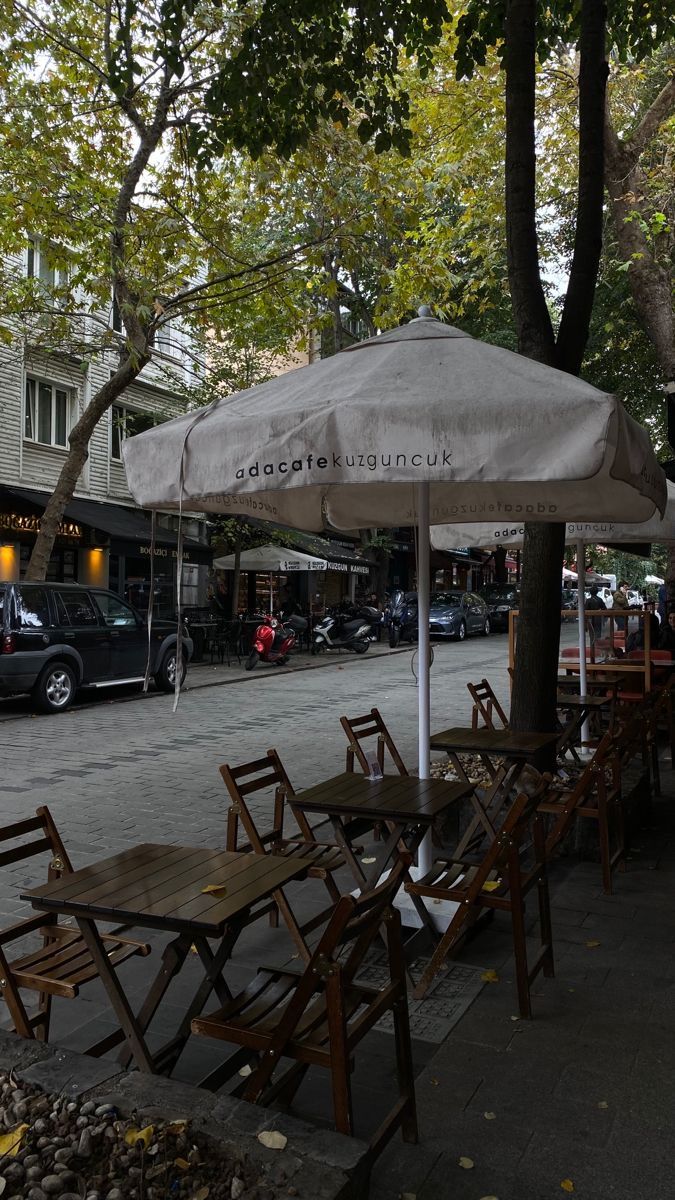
[417, 304, 433, 318]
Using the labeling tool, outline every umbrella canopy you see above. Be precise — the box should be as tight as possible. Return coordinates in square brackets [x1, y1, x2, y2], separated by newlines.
[123, 312, 666, 874]
[123, 314, 665, 528]
[645, 574, 665, 585]
[429, 484, 675, 550]
[213, 544, 327, 572]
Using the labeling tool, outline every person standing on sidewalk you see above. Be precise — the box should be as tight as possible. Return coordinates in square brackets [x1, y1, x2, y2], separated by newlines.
[612, 581, 630, 633]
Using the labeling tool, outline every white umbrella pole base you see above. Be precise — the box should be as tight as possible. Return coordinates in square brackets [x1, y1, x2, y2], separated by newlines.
[395, 864, 461, 932]
[352, 866, 460, 932]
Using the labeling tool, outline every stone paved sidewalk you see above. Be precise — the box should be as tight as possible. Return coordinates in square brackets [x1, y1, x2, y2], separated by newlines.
[370, 780, 675, 1200]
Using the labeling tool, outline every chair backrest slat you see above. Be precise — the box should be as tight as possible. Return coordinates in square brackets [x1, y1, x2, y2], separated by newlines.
[0, 837, 53, 870]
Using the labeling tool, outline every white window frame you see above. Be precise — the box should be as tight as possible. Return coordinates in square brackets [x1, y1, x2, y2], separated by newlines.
[110, 403, 139, 461]
[24, 377, 75, 450]
[26, 237, 68, 293]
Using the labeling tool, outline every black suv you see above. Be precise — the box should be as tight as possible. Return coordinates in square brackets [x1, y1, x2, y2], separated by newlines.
[477, 583, 521, 632]
[0, 582, 193, 713]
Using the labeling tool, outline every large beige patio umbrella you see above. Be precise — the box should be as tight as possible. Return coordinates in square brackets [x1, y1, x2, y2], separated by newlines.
[123, 312, 666, 870]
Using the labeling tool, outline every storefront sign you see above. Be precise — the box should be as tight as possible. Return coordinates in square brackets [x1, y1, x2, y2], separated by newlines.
[139, 544, 194, 562]
[0, 512, 82, 538]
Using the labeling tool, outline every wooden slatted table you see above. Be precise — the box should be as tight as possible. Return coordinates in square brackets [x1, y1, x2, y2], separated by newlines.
[429, 727, 558, 857]
[291, 773, 472, 935]
[556, 692, 612, 761]
[22, 844, 314, 1075]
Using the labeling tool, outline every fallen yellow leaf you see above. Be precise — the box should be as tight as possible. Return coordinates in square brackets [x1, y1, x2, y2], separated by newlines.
[193, 1189, 210, 1200]
[458, 1156, 474, 1170]
[483, 1111, 496, 1120]
[125, 1125, 154, 1149]
[257, 1130, 287, 1151]
[238, 1064, 253, 1077]
[174, 1157, 190, 1170]
[598, 1101, 608, 1110]
[481, 880, 501, 892]
[561, 1181, 575, 1193]
[0, 1124, 29, 1157]
[202, 883, 228, 896]
[400, 1193, 417, 1199]
[478, 1196, 499, 1200]
[481, 970, 499, 983]
[585, 940, 601, 949]
[430, 1078, 439, 1087]
[361, 857, 377, 864]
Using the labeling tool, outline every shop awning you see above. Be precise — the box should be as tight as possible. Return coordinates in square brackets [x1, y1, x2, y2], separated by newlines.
[0, 486, 211, 562]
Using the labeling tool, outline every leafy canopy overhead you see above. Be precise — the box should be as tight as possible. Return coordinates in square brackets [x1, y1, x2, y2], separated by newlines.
[454, 1, 675, 78]
[114, 0, 451, 159]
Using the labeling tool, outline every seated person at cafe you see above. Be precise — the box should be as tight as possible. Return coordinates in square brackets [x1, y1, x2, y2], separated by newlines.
[659, 611, 675, 653]
[626, 602, 660, 653]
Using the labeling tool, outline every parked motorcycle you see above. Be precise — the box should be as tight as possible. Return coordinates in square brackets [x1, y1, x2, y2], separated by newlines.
[311, 606, 378, 655]
[246, 614, 307, 670]
[388, 590, 418, 648]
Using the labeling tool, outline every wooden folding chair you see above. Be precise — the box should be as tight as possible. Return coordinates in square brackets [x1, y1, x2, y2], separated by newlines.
[467, 679, 509, 732]
[538, 732, 624, 893]
[0, 807, 150, 1041]
[405, 775, 554, 1016]
[220, 750, 345, 960]
[191, 868, 417, 1156]
[340, 707, 409, 776]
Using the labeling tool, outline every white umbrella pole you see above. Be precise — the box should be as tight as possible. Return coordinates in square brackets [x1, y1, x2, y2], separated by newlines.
[417, 482, 432, 875]
[576, 539, 590, 747]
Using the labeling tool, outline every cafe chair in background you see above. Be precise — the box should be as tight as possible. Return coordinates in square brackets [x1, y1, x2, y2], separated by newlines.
[467, 678, 509, 732]
[220, 750, 346, 960]
[0, 807, 150, 1042]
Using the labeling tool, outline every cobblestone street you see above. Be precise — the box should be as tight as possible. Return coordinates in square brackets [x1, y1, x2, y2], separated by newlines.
[0, 634, 512, 896]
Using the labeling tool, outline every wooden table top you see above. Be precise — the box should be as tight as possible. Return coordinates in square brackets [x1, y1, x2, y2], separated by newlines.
[292, 773, 471, 822]
[22, 845, 312, 937]
[430, 727, 558, 759]
[556, 693, 610, 709]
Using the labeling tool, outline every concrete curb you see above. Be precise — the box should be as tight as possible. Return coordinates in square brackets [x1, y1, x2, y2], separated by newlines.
[0, 1030, 371, 1200]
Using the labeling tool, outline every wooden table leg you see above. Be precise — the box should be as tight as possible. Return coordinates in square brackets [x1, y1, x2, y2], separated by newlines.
[454, 758, 525, 859]
[152, 926, 240, 1075]
[74, 917, 156, 1074]
[117, 933, 192, 1069]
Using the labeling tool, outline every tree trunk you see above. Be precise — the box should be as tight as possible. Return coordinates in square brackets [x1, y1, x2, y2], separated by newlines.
[24, 356, 148, 580]
[506, 0, 608, 733]
[510, 523, 567, 732]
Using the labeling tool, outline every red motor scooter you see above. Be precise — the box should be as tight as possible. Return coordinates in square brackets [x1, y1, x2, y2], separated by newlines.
[245, 614, 307, 671]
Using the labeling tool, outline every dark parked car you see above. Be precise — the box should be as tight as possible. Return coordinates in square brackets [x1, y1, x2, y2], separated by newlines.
[478, 583, 521, 632]
[429, 590, 491, 640]
[0, 582, 193, 713]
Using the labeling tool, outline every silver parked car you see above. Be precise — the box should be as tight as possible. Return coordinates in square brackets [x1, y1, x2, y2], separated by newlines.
[429, 590, 491, 640]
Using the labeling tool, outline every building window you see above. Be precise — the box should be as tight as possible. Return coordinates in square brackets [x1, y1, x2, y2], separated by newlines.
[26, 238, 68, 294]
[111, 405, 155, 460]
[24, 378, 73, 448]
[155, 319, 182, 357]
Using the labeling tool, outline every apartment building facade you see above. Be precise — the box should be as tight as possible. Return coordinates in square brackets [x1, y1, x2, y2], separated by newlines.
[0, 241, 212, 612]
